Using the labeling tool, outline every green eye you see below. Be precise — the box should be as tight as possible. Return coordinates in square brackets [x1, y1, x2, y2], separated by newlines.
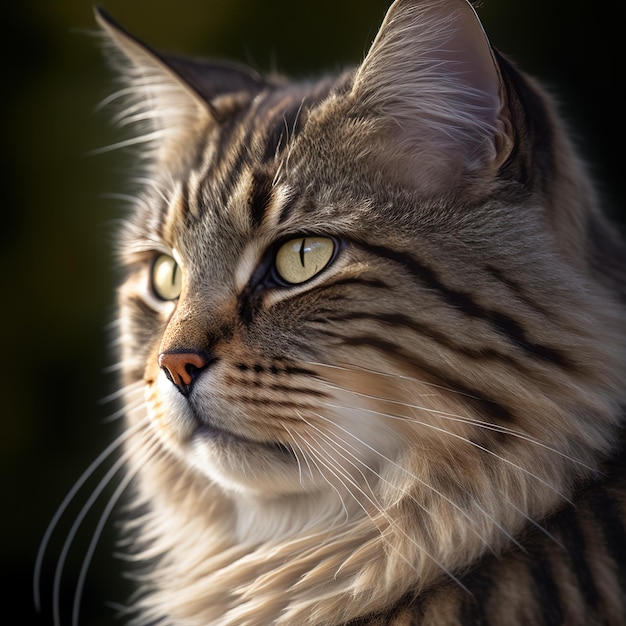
[275, 237, 335, 285]
[152, 254, 183, 300]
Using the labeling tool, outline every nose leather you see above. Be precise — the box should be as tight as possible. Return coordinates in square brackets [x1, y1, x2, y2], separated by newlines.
[158, 350, 210, 394]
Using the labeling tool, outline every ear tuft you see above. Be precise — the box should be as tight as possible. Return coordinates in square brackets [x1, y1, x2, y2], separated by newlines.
[95, 7, 268, 166]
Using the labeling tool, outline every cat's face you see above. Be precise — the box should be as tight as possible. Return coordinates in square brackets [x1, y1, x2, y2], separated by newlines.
[106, 0, 620, 522]
[119, 99, 418, 496]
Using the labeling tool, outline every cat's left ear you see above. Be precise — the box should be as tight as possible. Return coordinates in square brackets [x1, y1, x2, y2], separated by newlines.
[95, 7, 267, 162]
[352, 0, 514, 192]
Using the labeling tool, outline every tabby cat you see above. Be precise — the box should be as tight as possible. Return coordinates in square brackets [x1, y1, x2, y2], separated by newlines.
[76, 0, 626, 623]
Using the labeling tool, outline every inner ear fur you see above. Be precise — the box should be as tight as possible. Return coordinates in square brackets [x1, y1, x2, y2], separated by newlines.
[351, 0, 514, 192]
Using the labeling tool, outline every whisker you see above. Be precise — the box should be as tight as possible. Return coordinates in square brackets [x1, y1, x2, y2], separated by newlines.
[307, 360, 484, 401]
[102, 362, 125, 374]
[98, 381, 143, 406]
[99, 191, 144, 207]
[102, 392, 146, 424]
[87, 130, 168, 156]
[319, 402, 574, 506]
[310, 410, 524, 551]
[296, 431, 376, 532]
[51, 422, 152, 626]
[290, 424, 351, 524]
[281, 426, 311, 487]
[319, 381, 593, 470]
[72, 437, 158, 626]
[504, 498, 564, 549]
[129, 175, 174, 205]
[301, 422, 376, 494]
[33, 418, 146, 614]
[299, 426, 470, 593]
[96, 86, 145, 111]
[102, 399, 144, 424]
[305, 414, 505, 551]
[52, 426, 149, 626]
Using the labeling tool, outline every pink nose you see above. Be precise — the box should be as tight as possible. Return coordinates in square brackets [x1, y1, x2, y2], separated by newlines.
[158, 351, 210, 394]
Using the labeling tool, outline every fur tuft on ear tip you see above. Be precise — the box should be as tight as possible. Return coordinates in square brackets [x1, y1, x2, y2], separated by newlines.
[94, 7, 270, 167]
[95, 8, 214, 166]
[93, 5, 123, 36]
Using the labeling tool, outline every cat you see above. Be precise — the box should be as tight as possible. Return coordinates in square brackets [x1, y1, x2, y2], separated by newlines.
[41, 0, 626, 624]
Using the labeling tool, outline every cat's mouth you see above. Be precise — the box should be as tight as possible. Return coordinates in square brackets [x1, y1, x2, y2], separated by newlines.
[184, 419, 314, 494]
[193, 423, 295, 457]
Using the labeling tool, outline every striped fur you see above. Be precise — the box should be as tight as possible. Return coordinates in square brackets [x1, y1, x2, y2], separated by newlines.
[94, 1, 625, 624]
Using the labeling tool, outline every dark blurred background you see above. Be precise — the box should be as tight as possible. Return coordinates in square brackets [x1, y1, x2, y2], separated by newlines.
[2, 1, 624, 625]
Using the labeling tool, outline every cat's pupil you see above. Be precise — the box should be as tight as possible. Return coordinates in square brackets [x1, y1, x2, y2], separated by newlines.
[298, 238, 306, 267]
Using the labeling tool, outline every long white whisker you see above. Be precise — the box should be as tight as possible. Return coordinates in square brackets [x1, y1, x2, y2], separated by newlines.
[302, 422, 376, 493]
[102, 362, 125, 374]
[33, 418, 145, 613]
[96, 86, 145, 111]
[300, 426, 470, 593]
[311, 410, 526, 551]
[101, 387, 145, 424]
[72, 437, 158, 626]
[504, 498, 563, 549]
[51, 421, 152, 626]
[87, 130, 168, 156]
[290, 427, 351, 523]
[322, 405, 561, 551]
[99, 381, 143, 404]
[307, 360, 484, 401]
[319, 401, 573, 506]
[129, 175, 173, 205]
[282, 426, 311, 487]
[98, 191, 144, 208]
[103, 397, 145, 424]
[306, 413, 509, 552]
[297, 431, 377, 530]
[319, 381, 593, 470]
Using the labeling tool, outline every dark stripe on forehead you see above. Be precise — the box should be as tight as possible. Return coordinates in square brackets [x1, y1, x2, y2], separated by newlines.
[160, 179, 199, 236]
[204, 91, 294, 217]
[176, 179, 191, 223]
[149, 190, 175, 243]
[189, 80, 338, 227]
[277, 195, 299, 225]
[162, 179, 191, 241]
[210, 93, 258, 172]
[215, 118, 259, 213]
[260, 96, 307, 162]
[255, 78, 339, 165]
[248, 168, 275, 229]
[192, 105, 259, 219]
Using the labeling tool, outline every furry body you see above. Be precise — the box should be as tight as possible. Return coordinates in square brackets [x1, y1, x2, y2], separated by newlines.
[93, 1, 626, 624]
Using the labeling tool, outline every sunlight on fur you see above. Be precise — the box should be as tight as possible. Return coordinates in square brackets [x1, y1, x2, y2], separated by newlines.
[35, 1, 625, 625]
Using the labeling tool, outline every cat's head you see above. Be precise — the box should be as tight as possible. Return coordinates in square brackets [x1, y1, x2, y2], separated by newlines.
[99, 0, 623, 542]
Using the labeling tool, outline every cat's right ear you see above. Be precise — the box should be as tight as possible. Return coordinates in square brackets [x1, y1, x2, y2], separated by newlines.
[95, 7, 267, 161]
